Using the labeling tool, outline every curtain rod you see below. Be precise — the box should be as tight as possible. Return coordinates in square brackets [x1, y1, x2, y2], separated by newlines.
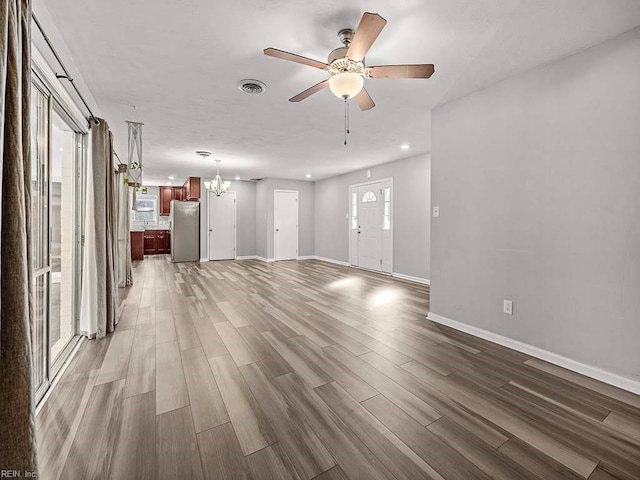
[32, 13, 98, 126]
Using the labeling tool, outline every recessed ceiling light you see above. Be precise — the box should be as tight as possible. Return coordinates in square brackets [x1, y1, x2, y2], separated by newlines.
[59, 148, 63, 151]
[235, 176, 240, 180]
[168, 176, 175, 180]
[306, 174, 311, 178]
[400, 144, 410, 150]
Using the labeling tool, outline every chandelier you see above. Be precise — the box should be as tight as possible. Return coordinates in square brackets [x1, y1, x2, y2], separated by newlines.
[202, 155, 231, 197]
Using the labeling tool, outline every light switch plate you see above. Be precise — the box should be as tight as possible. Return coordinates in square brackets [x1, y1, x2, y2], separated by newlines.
[503, 300, 513, 315]
[432, 206, 440, 218]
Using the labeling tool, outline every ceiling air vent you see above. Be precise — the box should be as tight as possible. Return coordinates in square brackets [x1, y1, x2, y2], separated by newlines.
[238, 79, 267, 95]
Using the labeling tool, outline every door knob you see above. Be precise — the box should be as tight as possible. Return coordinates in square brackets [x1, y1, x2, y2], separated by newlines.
[276, 228, 280, 232]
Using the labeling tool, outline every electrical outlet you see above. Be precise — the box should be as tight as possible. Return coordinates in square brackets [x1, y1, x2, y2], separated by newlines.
[432, 206, 440, 218]
[503, 300, 513, 315]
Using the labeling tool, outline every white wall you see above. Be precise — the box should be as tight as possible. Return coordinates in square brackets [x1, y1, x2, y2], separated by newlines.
[254, 178, 315, 260]
[314, 154, 431, 280]
[431, 27, 640, 381]
[255, 180, 268, 259]
[234, 182, 257, 257]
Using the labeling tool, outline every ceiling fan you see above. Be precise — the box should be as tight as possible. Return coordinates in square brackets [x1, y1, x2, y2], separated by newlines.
[264, 12, 435, 111]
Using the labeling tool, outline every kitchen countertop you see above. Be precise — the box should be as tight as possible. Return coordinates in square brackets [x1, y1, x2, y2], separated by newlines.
[130, 226, 170, 232]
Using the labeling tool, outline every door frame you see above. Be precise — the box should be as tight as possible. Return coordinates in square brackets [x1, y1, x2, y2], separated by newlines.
[273, 189, 299, 261]
[207, 190, 237, 261]
[348, 177, 394, 274]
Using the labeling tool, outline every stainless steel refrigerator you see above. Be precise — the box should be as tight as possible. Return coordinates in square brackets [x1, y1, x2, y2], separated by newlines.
[170, 201, 200, 262]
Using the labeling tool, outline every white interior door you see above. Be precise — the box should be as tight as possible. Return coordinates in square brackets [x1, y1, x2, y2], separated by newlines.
[274, 190, 298, 261]
[357, 183, 382, 271]
[208, 191, 236, 260]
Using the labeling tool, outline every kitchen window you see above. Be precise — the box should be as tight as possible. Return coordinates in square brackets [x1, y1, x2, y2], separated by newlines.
[132, 195, 158, 224]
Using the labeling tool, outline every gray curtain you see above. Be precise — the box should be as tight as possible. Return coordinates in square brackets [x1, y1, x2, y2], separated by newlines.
[0, 0, 38, 474]
[91, 119, 117, 337]
[115, 167, 132, 287]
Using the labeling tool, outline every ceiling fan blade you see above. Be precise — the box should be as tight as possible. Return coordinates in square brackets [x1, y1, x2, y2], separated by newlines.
[289, 79, 330, 102]
[354, 87, 375, 111]
[367, 64, 435, 79]
[264, 48, 328, 70]
[347, 13, 387, 62]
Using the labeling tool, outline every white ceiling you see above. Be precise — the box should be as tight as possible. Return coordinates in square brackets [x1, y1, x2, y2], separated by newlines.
[43, 0, 640, 185]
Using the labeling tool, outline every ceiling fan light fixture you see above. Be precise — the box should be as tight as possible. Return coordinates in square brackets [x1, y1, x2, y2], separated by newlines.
[329, 72, 364, 99]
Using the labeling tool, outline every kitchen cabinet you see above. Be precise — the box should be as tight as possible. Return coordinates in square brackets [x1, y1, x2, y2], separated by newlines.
[160, 186, 173, 216]
[143, 231, 158, 254]
[143, 229, 171, 255]
[183, 176, 201, 201]
[159, 186, 187, 215]
[130, 231, 144, 261]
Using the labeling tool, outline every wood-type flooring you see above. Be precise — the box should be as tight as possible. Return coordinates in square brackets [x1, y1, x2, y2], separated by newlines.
[36, 257, 640, 479]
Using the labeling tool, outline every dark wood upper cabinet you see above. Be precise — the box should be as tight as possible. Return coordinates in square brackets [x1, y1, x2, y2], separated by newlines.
[159, 185, 190, 215]
[159, 186, 173, 216]
[183, 177, 200, 201]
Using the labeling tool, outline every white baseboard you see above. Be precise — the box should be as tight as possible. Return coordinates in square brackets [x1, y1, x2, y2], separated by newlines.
[305, 255, 350, 267]
[302, 257, 430, 287]
[231, 255, 428, 288]
[199, 258, 209, 263]
[253, 256, 274, 263]
[392, 272, 430, 285]
[427, 312, 640, 395]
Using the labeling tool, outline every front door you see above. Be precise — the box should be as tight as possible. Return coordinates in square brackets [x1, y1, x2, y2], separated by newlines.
[274, 190, 298, 261]
[349, 180, 393, 273]
[357, 183, 382, 271]
[208, 191, 236, 260]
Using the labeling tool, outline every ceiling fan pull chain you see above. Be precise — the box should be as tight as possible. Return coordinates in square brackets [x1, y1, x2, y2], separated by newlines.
[347, 98, 350, 135]
[344, 97, 348, 145]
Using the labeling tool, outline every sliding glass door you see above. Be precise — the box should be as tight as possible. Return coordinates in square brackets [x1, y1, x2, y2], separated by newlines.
[30, 81, 50, 400]
[50, 107, 82, 363]
[30, 75, 85, 402]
